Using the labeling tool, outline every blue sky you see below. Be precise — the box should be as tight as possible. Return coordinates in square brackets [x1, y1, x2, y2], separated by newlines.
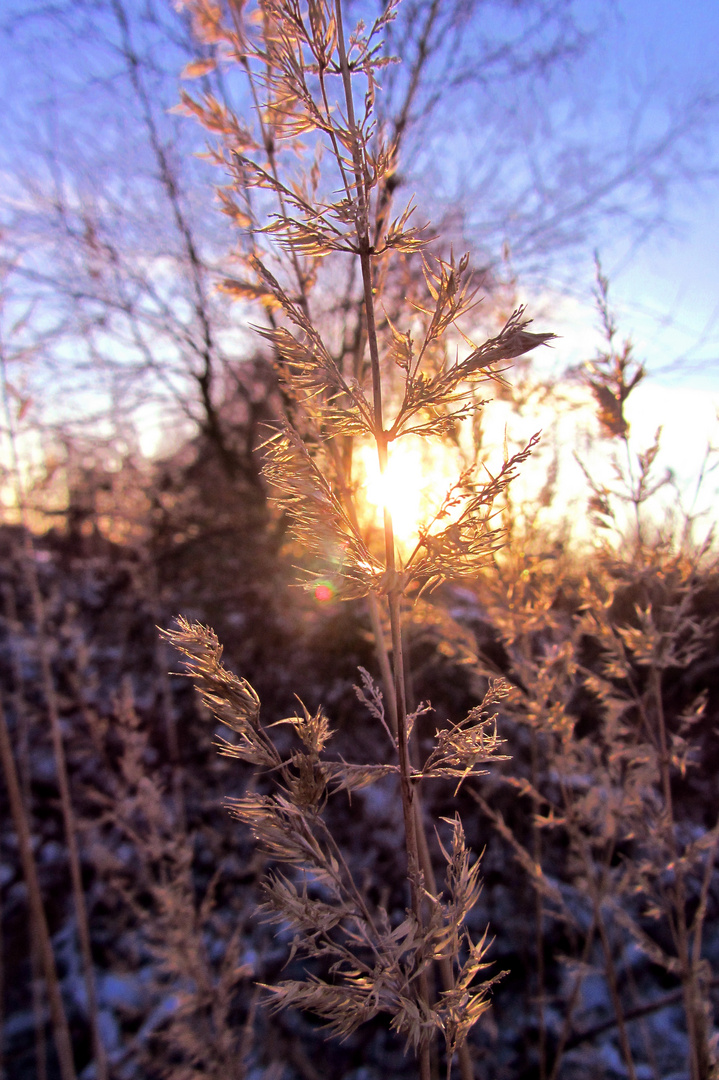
[1, 0, 717, 432]
[0, 0, 716, 520]
[561, 0, 719, 389]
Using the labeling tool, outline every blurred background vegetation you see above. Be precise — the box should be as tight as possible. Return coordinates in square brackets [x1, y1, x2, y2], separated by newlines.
[0, 2, 718, 1078]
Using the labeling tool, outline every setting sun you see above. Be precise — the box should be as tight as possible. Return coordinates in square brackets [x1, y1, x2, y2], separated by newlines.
[356, 437, 463, 557]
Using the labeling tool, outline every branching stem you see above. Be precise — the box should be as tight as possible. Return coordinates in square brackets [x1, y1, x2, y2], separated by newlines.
[335, 5, 432, 1075]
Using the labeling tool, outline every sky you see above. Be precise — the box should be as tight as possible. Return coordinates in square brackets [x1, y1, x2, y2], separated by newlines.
[2, 0, 717, 387]
[512, 0, 719, 511]
[554, 0, 719, 388]
[0, 0, 717, 505]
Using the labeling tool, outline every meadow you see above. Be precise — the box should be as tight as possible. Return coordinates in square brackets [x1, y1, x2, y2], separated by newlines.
[1, 2, 718, 1079]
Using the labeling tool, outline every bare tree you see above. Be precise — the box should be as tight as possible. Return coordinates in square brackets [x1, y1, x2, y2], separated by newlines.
[0, 0, 716, 459]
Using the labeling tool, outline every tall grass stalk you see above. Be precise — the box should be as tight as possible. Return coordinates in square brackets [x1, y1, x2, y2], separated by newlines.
[0, 339, 108, 1080]
[0, 697, 77, 1080]
[171, 1, 553, 1075]
[470, 267, 719, 1079]
[3, 582, 50, 1080]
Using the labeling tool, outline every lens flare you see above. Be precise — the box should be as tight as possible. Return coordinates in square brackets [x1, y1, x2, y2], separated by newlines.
[314, 581, 334, 602]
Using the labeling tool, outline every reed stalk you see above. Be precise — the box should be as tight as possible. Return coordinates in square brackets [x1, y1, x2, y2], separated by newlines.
[0, 697, 77, 1080]
[171, 2, 554, 1073]
[0, 350, 108, 1080]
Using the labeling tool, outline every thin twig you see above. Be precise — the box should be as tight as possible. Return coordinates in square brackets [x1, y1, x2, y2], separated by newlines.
[0, 697, 77, 1080]
[0, 353, 107, 1080]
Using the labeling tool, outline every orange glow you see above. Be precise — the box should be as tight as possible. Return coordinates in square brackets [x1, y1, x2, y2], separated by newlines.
[355, 437, 464, 558]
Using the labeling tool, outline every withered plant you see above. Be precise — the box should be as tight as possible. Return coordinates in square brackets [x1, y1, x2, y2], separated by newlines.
[578, 255, 672, 556]
[471, 268, 719, 1079]
[87, 681, 255, 1080]
[167, 2, 553, 1077]
[0, 280, 108, 1080]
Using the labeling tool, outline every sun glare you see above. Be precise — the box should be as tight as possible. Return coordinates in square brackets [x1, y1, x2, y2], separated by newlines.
[356, 437, 463, 557]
